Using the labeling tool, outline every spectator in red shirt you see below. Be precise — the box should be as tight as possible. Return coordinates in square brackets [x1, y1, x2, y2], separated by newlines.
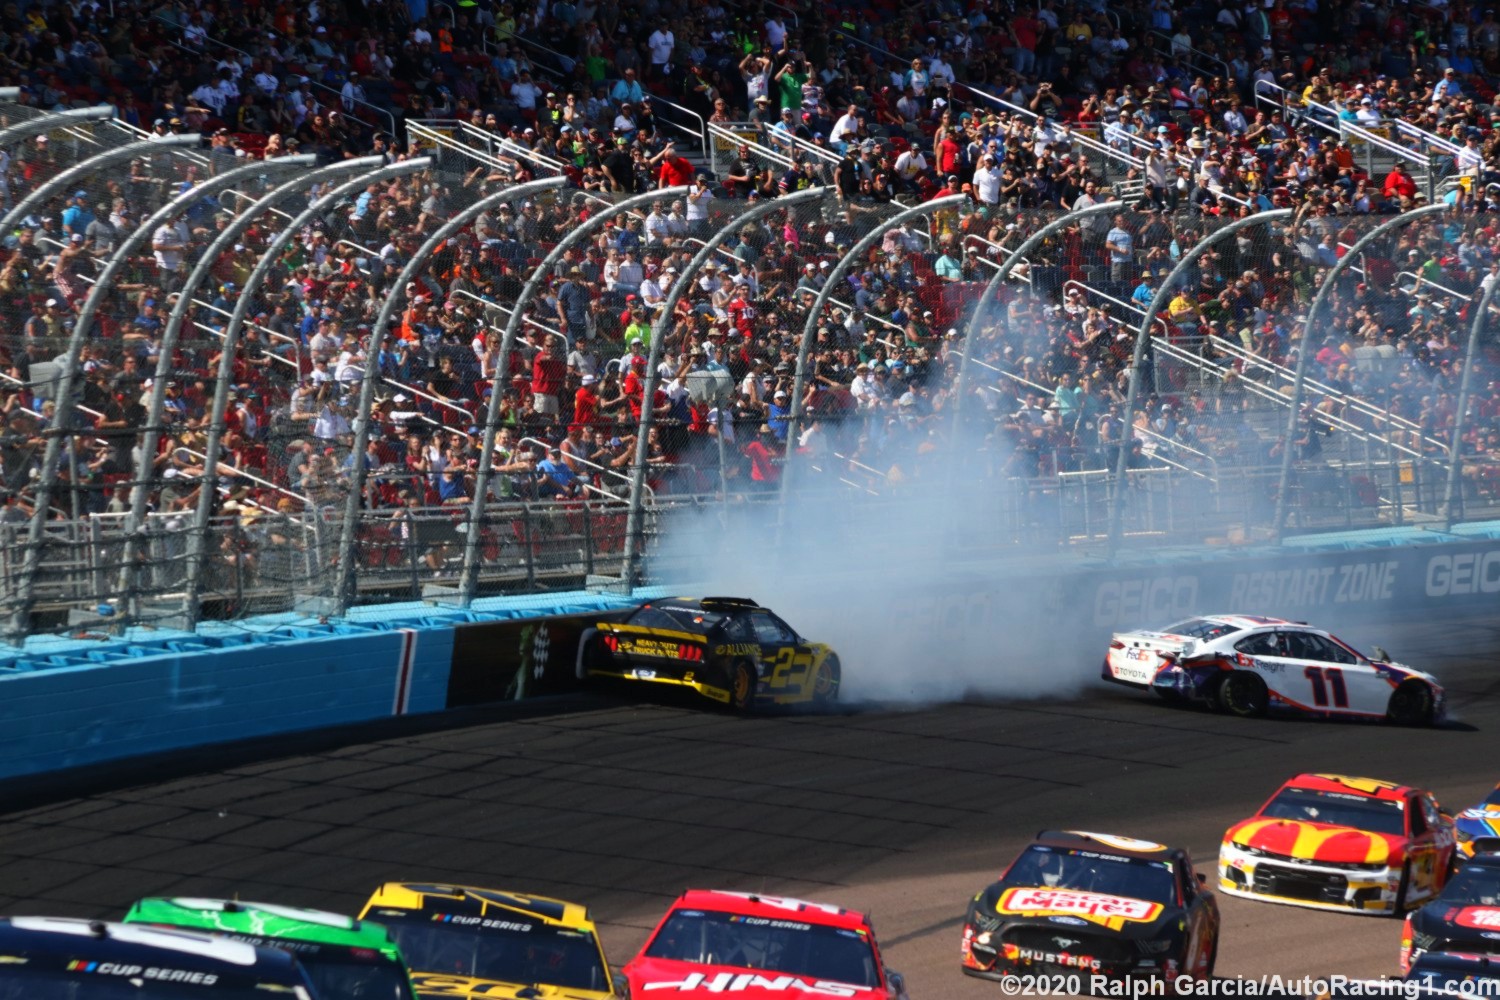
[1383, 164, 1418, 203]
[531, 341, 567, 417]
[656, 144, 696, 188]
[572, 373, 601, 432]
[743, 424, 782, 489]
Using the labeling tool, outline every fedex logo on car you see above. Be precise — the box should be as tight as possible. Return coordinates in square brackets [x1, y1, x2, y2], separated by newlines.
[1456, 907, 1500, 930]
[998, 888, 1162, 923]
[641, 972, 864, 995]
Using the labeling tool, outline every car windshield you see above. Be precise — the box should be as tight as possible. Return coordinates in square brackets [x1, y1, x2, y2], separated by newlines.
[1438, 862, 1500, 905]
[382, 919, 607, 992]
[1003, 846, 1178, 904]
[1260, 788, 1407, 836]
[1159, 618, 1240, 642]
[643, 909, 880, 989]
[301, 953, 414, 1000]
[0, 971, 308, 1000]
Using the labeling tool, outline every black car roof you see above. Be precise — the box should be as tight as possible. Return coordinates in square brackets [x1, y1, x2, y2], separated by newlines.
[0, 917, 309, 989]
[1031, 830, 1181, 862]
[646, 597, 761, 613]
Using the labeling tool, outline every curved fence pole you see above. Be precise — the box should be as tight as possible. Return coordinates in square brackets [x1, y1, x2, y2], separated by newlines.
[781, 194, 968, 506]
[0, 106, 113, 151]
[333, 176, 567, 611]
[952, 200, 1124, 444]
[1108, 208, 1292, 555]
[180, 157, 432, 624]
[117, 154, 323, 616]
[457, 185, 691, 604]
[0, 135, 201, 234]
[1446, 269, 1498, 527]
[5, 156, 318, 643]
[1275, 203, 1447, 536]
[620, 187, 832, 586]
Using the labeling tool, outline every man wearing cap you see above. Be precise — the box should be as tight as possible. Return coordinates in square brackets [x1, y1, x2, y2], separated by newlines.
[556, 266, 593, 343]
[60, 191, 94, 238]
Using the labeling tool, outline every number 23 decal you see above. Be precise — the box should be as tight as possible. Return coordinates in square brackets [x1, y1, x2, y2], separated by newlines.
[1304, 666, 1349, 708]
[771, 647, 814, 688]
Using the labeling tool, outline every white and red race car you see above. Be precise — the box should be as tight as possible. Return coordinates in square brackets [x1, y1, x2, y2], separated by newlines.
[621, 890, 909, 998]
[1101, 615, 1444, 725]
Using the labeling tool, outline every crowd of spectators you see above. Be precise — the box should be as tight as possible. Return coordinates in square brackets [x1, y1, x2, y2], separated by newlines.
[0, 0, 1497, 594]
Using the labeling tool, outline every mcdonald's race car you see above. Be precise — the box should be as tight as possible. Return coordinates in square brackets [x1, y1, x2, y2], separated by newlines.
[122, 896, 416, 1000]
[1102, 615, 1445, 725]
[1219, 773, 1458, 916]
[1401, 852, 1500, 973]
[579, 597, 840, 710]
[961, 831, 1219, 982]
[1455, 784, 1500, 861]
[621, 890, 908, 998]
[358, 883, 615, 1000]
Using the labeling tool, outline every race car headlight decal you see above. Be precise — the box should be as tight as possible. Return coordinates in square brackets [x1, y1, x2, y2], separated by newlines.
[1137, 939, 1175, 955]
[1409, 930, 1437, 951]
[969, 905, 1000, 932]
[1230, 843, 1264, 858]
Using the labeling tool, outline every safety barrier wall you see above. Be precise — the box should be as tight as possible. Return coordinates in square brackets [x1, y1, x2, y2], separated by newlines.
[5, 528, 1500, 784]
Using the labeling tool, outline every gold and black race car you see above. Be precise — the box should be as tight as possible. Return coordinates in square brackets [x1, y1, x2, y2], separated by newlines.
[577, 596, 840, 710]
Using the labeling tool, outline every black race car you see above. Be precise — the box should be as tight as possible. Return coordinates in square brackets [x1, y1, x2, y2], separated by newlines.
[1403, 853, 1500, 973]
[577, 597, 840, 710]
[961, 831, 1219, 982]
[1405, 952, 1500, 994]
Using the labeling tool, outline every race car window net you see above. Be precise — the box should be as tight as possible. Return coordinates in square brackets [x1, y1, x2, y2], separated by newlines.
[642, 909, 879, 988]
[0, 970, 311, 1000]
[1004, 846, 1178, 905]
[1260, 788, 1407, 836]
[1158, 619, 1240, 643]
[380, 920, 607, 992]
[1437, 861, 1500, 905]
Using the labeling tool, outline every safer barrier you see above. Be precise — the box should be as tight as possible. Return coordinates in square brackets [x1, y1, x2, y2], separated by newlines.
[5, 524, 1500, 785]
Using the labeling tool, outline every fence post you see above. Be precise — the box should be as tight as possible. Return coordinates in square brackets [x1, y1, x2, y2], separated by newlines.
[1110, 209, 1292, 555]
[1444, 273, 1494, 527]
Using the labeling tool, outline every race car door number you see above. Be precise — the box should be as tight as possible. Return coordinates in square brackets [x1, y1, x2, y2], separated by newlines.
[770, 648, 814, 688]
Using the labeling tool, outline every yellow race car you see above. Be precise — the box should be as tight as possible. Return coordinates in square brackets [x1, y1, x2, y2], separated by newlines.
[578, 596, 841, 710]
[359, 883, 615, 1000]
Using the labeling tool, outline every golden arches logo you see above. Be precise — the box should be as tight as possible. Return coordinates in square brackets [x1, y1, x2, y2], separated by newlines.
[1311, 775, 1400, 795]
[1233, 820, 1393, 864]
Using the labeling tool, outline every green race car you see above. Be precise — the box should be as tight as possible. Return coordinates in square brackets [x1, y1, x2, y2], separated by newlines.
[124, 897, 416, 1000]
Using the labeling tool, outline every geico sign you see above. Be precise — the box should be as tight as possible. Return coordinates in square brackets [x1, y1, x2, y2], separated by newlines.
[1425, 551, 1500, 597]
[1093, 576, 1198, 627]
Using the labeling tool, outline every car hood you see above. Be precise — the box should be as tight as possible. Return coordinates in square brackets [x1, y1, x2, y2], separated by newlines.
[624, 956, 885, 998]
[1455, 806, 1500, 840]
[410, 971, 613, 1000]
[989, 886, 1172, 936]
[1414, 904, 1500, 938]
[1226, 817, 1406, 865]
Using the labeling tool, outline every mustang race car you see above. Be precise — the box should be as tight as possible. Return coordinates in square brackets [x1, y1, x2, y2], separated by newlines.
[1402, 852, 1500, 973]
[123, 896, 416, 1000]
[1455, 784, 1500, 861]
[620, 889, 909, 998]
[1102, 615, 1444, 725]
[961, 830, 1219, 982]
[579, 597, 840, 710]
[359, 882, 615, 1000]
[1220, 773, 1457, 916]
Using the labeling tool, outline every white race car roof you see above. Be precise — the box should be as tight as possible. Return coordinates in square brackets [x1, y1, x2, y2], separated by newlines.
[1197, 614, 1297, 630]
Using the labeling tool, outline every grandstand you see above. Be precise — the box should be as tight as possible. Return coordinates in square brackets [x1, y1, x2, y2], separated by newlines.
[0, 0, 1499, 640]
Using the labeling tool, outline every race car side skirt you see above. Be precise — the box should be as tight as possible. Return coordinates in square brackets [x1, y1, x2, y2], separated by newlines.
[1216, 880, 1396, 916]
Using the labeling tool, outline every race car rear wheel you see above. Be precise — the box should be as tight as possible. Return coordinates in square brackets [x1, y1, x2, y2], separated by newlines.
[812, 654, 841, 705]
[1386, 681, 1435, 727]
[1215, 672, 1268, 718]
[729, 660, 757, 711]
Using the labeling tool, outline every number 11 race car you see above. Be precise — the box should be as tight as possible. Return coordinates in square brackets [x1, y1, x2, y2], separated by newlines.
[579, 597, 841, 710]
[1102, 615, 1445, 725]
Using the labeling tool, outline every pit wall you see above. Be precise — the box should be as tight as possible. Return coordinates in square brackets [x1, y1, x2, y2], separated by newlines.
[4, 527, 1499, 783]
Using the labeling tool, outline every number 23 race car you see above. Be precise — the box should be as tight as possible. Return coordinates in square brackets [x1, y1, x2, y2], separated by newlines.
[578, 597, 841, 710]
[1102, 615, 1445, 725]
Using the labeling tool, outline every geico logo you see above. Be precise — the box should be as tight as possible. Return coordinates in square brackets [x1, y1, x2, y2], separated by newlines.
[1425, 552, 1500, 597]
[641, 972, 861, 995]
[1015, 948, 1102, 971]
[1093, 577, 1198, 627]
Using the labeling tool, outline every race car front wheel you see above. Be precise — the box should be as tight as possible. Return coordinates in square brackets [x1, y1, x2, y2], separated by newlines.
[1386, 682, 1435, 727]
[1214, 673, 1268, 718]
[813, 654, 841, 705]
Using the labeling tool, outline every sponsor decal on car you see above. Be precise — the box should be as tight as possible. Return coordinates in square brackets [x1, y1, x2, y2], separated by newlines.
[67, 963, 220, 985]
[714, 644, 759, 656]
[1455, 907, 1500, 930]
[1048, 916, 1089, 927]
[640, 972, 864, 995]
[996, 888, 1162, 929]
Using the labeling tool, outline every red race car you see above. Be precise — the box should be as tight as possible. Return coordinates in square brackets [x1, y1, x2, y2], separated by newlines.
[1219, 773, 1458, 916]
[620, 890, 909, 998]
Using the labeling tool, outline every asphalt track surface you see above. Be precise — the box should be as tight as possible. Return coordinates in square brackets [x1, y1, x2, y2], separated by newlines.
[2, 612, 1499, 997]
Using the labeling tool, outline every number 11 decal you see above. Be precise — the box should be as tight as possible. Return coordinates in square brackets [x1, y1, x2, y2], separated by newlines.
[1304, 666, 1349, 708]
